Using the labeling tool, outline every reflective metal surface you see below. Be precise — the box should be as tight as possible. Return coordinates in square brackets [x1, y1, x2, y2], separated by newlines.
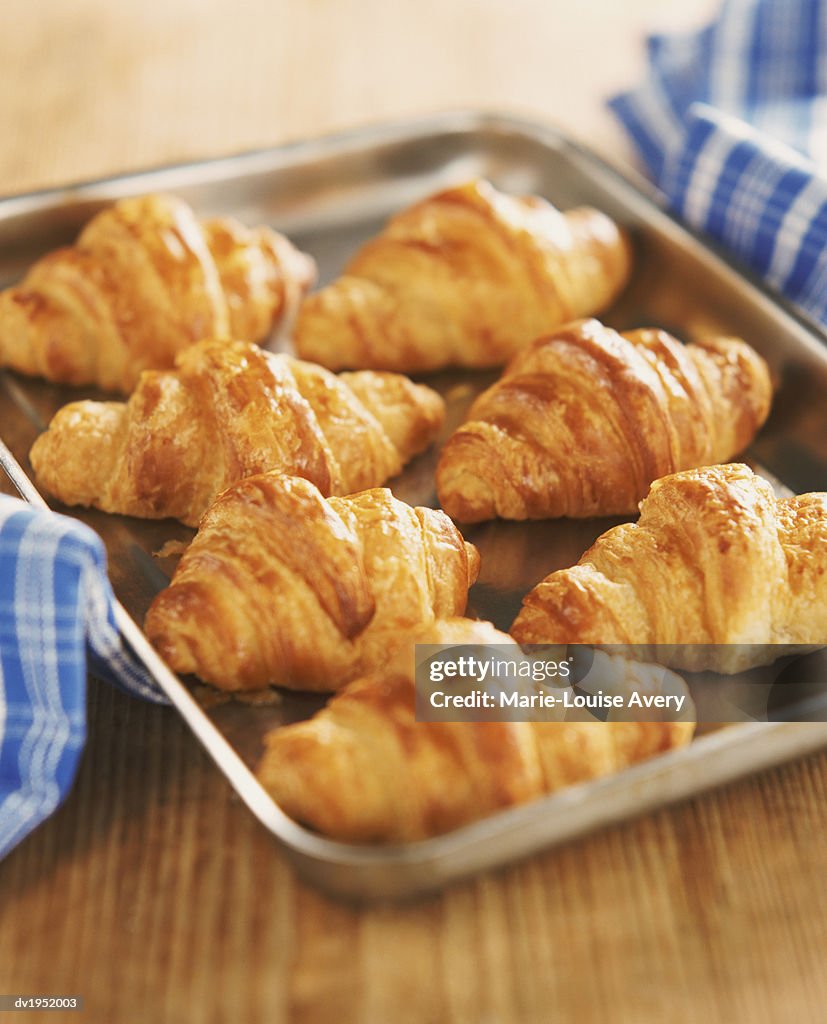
[2, 112, 827, 901]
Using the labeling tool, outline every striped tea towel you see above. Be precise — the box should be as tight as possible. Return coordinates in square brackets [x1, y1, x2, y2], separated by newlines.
[0, 495, 165, 861]
[610, 0, 827, 327]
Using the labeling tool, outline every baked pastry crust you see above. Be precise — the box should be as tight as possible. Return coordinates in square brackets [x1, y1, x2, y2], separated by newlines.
[511, 463, 827, 673]
[29, 338, 445, 526]
[294, 180, 631, 372]
[0, 194, 315, 391]
[257, 618, 693, 842]
[436, 318, 772, 522]
[144, 474, 480, 691]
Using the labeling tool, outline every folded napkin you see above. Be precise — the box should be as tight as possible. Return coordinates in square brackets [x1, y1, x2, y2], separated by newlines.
[610, 0, 827, 327]
[0, 495, 165, 860]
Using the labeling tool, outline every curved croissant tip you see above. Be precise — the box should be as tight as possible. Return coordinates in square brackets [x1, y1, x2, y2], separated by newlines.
[436, 459, 498, 523]
[465, 542, 481, 585]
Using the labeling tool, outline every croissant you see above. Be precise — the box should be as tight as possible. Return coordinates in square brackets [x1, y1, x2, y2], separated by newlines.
[144, 474, 480, 691]
[29, 338, 445, 526]
[0, 193, 315, 392]
[257, 618, 694, 842]
[511, 463, 827, 673]
[436, 318, 772, 522]
[294, 180, 632, 372]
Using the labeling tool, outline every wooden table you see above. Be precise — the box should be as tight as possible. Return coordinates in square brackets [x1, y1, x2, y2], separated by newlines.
[2, 1, 827, 1021]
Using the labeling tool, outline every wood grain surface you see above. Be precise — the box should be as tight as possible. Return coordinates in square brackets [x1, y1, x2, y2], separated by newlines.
[2, 2, 827, 1023]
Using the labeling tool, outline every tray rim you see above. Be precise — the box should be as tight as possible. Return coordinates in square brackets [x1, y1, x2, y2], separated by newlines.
[3, 109, 827, 902]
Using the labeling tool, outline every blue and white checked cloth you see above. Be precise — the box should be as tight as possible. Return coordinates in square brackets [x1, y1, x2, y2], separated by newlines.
[610, 0, 827, 326]
[0, 495, 163, 860]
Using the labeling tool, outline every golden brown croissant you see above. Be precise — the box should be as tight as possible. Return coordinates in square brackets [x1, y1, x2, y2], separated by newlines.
[511, 463, 827, 673]
[0, 194, 315, 392]
[29, 338, 445, 525]
[294, 180, 632, 372]
[436, 318, 772, 522]
[257, 618, 693, 842]
[144, 474, 480, 691]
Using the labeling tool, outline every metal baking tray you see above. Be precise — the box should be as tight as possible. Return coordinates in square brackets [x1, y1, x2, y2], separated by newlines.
[2, 111, 827, 902]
